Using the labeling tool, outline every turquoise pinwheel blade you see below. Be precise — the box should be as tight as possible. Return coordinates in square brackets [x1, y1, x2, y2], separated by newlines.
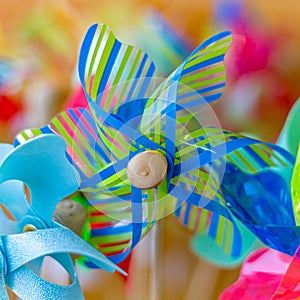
[0, 180, 26, 234]
[0, 143, 27, 234]
[191, 217, 260, 268]
[0, 134, 79, 227]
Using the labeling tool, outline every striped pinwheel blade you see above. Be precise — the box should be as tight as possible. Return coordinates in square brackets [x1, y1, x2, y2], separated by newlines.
[190, 214, 260, 267]
[149, 30, 232, 102]
[78, 23, 157, 115]
[80, 198, 148, 264]
[172, 127, 295, 259]
[292, 144, 300, 225]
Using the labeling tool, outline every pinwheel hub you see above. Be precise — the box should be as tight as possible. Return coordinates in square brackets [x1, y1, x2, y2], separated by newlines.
[127, 150, 168, 189]
[23, 224, 37, 232]
[21, 215, 47, 233]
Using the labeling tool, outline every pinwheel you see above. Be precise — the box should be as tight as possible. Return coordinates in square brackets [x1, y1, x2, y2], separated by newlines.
[220, 245, 300, 300]
[15, 23, 234, 264]
[193, 99, 300, 267]
[15, 23, 295, 269]
[220, 142, 300, 299]
[194, 98, 300, 267]
[219, 247, 294, 299]
[0, 134, 122, 299]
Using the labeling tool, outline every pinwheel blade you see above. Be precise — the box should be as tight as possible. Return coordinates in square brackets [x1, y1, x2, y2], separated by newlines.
[292, 145, 300, 225]
[3, 228, 123, 300]
[78, 23, 157, 114]
[0, 143, 27, 233]
[191, 216, 260, 267]
[0, 135, 79, 226]
[0, 180, 27, 230]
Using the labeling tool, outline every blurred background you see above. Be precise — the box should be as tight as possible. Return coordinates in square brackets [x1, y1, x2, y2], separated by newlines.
[1, 0, 300, 299]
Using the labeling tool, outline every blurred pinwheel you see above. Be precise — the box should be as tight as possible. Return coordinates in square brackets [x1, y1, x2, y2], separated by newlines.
[0, 134, 122, 299]
[127, 8, 192, 76]
[213, 0, 299, 141]
[15, 23, 295, 269]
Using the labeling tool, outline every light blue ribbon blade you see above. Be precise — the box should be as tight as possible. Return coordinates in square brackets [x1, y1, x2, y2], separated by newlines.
[6, 265, 84, 300]
[2, 227, 124, 299]
[0, 246, 8, 300]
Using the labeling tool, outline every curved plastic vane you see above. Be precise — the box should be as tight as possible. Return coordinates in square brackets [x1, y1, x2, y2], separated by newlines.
[0, 134, 79, 229]
[0, 227, 123, 300]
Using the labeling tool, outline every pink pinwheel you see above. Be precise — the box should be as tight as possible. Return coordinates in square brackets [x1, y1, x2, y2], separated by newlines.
[220, 245, 300, 300]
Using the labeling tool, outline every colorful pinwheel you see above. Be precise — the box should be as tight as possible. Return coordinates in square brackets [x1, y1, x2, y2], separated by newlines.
[15, 24, 295, 269]
[0, 134, 122, 299]
[220, 142, 300, 299]
[219, 97, 300, 296]
[190, 101, 299, 263]
[15, 23, 234, 264]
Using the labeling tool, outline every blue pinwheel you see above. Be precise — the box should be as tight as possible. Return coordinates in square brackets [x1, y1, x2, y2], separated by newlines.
[192, 99, 300, 264]
[0, 134, 123, 299]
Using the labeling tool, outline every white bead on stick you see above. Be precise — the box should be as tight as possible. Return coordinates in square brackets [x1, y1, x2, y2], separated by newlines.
[127, 150, 168, 189]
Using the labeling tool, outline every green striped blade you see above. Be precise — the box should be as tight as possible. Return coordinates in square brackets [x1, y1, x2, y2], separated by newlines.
[79, 23, 157, 114]
[292, 144, 300, 225]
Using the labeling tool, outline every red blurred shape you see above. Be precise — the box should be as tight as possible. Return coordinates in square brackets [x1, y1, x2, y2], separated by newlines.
[0, 94, 22, 122]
